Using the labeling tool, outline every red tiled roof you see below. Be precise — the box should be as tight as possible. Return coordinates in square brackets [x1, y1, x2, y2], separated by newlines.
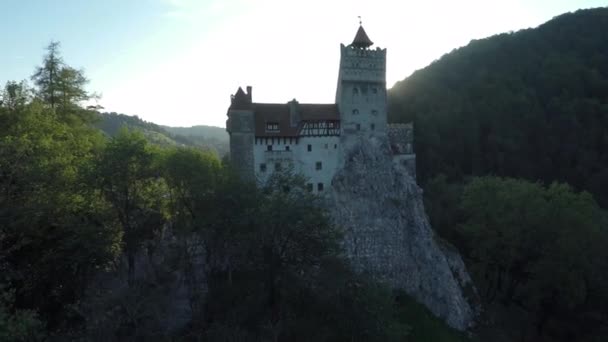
[253, 103, 339, 137]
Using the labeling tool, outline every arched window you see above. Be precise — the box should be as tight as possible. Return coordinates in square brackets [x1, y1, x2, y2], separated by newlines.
[352, 109, 359, 115]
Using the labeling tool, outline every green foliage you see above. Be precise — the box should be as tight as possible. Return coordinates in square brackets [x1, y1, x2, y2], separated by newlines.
[457, 177, 608, 341]
[0, 287, 45, 342]
[389, 8, 608, 207]
[394, 292, 473, 342]
[31, 41, 90, 110]
[161, 125, 229, 156]
[94, 127, 169, 286]
[0, 80, 120, 331]
[0, 81, 30, 110]
[166, 169, 408, 341]
[96, 112, 229, 155]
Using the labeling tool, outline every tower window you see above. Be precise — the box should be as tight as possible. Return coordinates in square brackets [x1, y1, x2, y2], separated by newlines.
[260, 163, 267, 172]
[316, 162, 322, 170]
[267, 145, 273, 151]
[285, 145, 290, 151]
[307, 144, 312, 152]
[372, 87, 378, 94]
[275, 163, 282, 172]
[372, 110, 378, 116]
[334, 144, 338, 149]
[356, 124, 361, 131]
[352, 109, 359, 115]
[266, 122, 279, 132]
[371, 123, 375, 130]
[353, 87, 359, 95]
[318, 183, 324, 192]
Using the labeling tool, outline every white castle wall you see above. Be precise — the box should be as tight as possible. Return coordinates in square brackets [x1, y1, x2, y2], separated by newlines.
[253, 136, 340, 194]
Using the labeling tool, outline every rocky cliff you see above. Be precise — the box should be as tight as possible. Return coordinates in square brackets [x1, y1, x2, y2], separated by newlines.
[330, 135, 477, 331]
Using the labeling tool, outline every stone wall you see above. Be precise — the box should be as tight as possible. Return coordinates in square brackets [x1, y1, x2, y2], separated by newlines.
[388, 123, 416, 179]
[227, 109, 255, 180]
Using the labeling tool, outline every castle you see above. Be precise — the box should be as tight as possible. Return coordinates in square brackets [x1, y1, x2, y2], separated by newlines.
[226, 24, 415, 192]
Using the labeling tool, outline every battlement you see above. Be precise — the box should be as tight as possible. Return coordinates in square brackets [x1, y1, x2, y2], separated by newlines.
[339, 44, 386, 83]
[342, 44, 387, 58]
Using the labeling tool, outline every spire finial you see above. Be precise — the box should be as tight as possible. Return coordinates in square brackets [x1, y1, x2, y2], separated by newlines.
[358, 16, 362, 26]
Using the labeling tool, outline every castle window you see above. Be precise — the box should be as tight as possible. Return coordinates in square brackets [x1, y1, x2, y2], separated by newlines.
[307, 183, 313, 192]
[266, 122, 279, 132]
[307, 144, 312, 152]
[285, 145, 290, 151]
[372, 87, 378, 94]
[318, 183, 324, 192]
[372, 110, 378, 116]
[356, 124, 361, 131]
[267, 145, 273, 151]
[334, 144, 338, 149]
[260, 163, 267, 172]
[275, 163, 282, 172]
[316, 162, 322, 170]
[353, 87, 359, 95]
[352, 109, 359, 115]
[371, 124, 375, 130]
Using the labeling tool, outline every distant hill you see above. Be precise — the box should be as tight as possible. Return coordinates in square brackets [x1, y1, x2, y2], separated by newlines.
[162, 125, 229, 157]
[95, 112, 229, 156]
[161, 125, 228, 141]
[388, 7, 608, 206]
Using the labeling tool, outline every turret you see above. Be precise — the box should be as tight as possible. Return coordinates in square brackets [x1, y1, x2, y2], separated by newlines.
[226, 86, 255, 180]
[335, 24, 387, 141]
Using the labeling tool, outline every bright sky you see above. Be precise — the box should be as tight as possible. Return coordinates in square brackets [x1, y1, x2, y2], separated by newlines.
[0, 0, 605, 127]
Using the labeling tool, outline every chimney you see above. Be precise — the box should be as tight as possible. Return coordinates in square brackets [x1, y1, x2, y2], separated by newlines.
[289, 98, 300, 127]
[246, 86, 252, 102]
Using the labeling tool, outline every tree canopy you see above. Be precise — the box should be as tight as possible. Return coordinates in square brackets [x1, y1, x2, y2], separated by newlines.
[389, 7, 608, 206]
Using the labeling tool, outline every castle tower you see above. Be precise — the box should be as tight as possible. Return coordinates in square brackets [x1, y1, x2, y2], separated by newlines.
[226, 86, 255, 180]
[336, 24, 388, 147]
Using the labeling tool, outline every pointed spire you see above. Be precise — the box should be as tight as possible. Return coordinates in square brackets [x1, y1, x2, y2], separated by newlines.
[351, 23, 373, 48]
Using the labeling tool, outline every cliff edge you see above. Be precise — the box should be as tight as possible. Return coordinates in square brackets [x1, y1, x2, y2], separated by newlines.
[330, 135, 477, 330]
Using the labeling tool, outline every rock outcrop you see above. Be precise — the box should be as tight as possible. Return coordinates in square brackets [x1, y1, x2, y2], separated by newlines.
[330, 135, 477, 331]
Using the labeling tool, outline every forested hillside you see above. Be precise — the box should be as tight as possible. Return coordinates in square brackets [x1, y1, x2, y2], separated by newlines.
[389, 7, 608, 342]
[389, 7, 608, 204]
[162, 125, 229, 157]
[162, 125, 228, 141]
[96, 112, 229, 156]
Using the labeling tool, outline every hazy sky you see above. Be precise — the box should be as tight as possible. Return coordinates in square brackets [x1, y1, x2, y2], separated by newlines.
[0, 0, 605, 127]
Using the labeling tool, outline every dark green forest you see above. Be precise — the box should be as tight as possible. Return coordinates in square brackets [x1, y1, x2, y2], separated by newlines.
[389, 7, 608, 342]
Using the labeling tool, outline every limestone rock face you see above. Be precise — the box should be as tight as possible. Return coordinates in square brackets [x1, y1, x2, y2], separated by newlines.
[330, 136, 476, 331]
